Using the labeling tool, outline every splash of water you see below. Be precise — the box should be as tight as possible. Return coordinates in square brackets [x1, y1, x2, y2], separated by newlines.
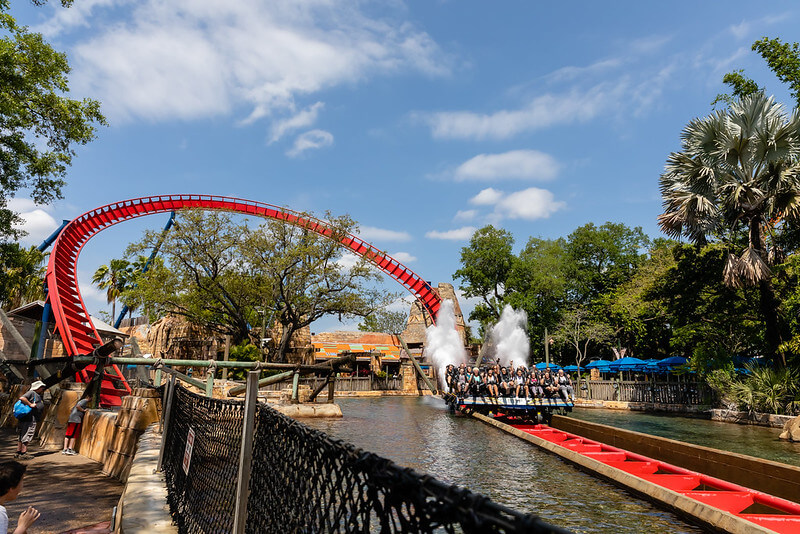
[425, 299, 467, 386]
[489, 305, 529, 368]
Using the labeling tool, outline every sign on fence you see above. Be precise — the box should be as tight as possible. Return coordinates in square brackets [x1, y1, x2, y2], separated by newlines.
[182, 427, 195, 475]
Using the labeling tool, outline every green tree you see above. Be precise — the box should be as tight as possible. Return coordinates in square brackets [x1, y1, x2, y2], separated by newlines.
[565, 222, 650, 304]
[659, 94, 800, 363]
[91, 259, 132, 321]
[0, 1, 105, 241]
[358, 309, 408, 334]
[126, 210, 259, 344]
[604, 239, 676, 357]
[552, 304, 614, 372]
[453, 225, 515, 330]
[241, 213, 396, 362]
[0, 243, 45, 309]
[505, 237, 568, 357]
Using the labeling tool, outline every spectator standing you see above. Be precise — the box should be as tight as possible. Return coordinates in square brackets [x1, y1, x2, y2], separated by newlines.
[0, 461, 40, 534]
[62, 395, 90, 455]
[14, 382, 46, 461]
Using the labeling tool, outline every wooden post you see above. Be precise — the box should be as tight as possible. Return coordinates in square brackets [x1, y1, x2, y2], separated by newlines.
[157, 376, 176, 472]
[291, 370, 300, 404]
[327, 376, 335, 403]
[223, 335, 230, 381]
[308, 372, 332, 402]
[232, 371, 258, 534]
[154, 368, 162, 387]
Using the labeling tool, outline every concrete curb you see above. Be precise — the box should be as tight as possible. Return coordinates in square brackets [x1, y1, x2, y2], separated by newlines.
[471, 413, 775, 534]
[116, 424, 177, 534]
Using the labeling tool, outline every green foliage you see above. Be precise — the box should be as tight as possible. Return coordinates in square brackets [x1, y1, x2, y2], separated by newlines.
[0, 1, 105, 241]
[711, 70, 761, 108]
[358, 309, 407, 334]
[453, 225, 514, 325]
[709, 363, 800, 415]
[0, 243, 45, 309]
[564, 222, 649, 304]
[752, 37, 800, 107]
[228, 342, 262, 380]
[128, 210, 395, 361]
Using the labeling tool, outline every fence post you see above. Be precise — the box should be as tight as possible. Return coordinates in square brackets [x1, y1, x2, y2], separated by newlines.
[291, 370, 300, 404]
[206, 368, 214, 398]
[232, 371, 259, 534]
[157, 375, 176, 472]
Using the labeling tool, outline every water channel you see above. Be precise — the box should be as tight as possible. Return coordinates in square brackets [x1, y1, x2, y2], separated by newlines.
[304, 397, 707, 533]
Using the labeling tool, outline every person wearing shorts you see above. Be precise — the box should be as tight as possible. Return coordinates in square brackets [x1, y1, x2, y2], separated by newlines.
[15, 382, 45, 461]
[62, 396, 89, 456]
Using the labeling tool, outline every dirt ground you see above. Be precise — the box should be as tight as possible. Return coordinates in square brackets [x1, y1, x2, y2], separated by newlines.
[0, 428, 124, 534]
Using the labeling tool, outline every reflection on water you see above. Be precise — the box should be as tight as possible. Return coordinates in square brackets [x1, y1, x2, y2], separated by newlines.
[303, 397, 704, 533]
[570, 408, 800, 467]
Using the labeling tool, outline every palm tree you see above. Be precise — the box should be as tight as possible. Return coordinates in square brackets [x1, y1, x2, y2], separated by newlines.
[92, 259, 131, 321]
[0, 244, 46, 309]
[658, 93, 800, 363]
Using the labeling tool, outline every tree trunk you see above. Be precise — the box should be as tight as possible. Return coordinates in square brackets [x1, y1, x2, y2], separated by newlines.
[276, 326, 292, 363]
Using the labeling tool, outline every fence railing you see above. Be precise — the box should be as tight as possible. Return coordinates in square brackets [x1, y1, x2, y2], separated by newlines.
[258, 376, 403, 392]
[579, 379, 714, 405]
[161, 383, 568, 533]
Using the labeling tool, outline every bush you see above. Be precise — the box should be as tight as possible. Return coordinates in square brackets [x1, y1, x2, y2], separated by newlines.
[228, 342, 262, 380]
[707, 363, 800, 415]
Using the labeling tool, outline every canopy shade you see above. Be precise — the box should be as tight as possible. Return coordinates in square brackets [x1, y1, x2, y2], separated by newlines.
[657, 356, 688, 369]
[585, 359, 612, 370]
[534, 362, 562, 371]
[562, 365, 579, 372]
[608, 357, 646, 371]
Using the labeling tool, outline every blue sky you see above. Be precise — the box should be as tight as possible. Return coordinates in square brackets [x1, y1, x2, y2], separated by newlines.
[7, 1, 800, 332]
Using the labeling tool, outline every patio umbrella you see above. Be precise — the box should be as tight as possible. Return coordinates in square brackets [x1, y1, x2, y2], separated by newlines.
[608, 357, 646, 372]
[585, 359, 612, 370]
[656, 356, 688, 369]
[534, 362, 562, 371]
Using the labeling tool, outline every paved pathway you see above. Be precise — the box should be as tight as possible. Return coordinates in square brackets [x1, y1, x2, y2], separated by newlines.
[0, 429, 124, 534]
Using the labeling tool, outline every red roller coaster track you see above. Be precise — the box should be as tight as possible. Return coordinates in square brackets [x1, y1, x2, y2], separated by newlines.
[46, 194, 442, 364]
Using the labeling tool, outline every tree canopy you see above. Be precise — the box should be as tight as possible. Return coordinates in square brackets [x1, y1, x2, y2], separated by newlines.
[126, 210, 396, 361]
[0, 1, 105, 241]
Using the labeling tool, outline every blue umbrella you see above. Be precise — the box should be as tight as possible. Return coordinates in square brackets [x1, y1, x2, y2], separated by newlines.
[562, 365, 579, 372]
[534, 362, 562, 371]
[585, 359, 612, 370]
[657, 356, 688, 369]
[608, 357, 646, 372]
[642, 359, 662, 373]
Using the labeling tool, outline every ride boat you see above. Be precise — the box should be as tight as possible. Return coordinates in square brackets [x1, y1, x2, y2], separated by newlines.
[443, 392, 573, 423]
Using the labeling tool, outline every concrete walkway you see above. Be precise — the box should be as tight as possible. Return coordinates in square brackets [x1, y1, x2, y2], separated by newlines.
[0, 428, 124, 534]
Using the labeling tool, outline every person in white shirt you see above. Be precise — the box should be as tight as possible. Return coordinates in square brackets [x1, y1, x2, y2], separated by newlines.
[0, 461, 40, 534]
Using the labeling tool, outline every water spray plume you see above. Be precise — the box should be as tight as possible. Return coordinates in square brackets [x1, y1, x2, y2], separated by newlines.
[425, 300, 467, 387]
[489, 305, 529, 368]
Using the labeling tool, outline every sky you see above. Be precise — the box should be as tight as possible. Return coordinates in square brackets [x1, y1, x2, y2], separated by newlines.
[7, 0, 800, 333]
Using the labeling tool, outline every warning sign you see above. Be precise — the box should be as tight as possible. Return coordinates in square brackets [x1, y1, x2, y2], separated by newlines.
[182, 427, 195, 475]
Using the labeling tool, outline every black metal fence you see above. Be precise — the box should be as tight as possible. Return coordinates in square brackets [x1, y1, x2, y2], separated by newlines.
[162, 384, 568, 533]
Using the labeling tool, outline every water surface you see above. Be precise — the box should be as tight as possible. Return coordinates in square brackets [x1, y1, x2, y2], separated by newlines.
[304, 397, 704, 533]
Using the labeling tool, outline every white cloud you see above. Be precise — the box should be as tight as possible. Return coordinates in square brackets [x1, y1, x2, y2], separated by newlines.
[60, 1, 448, 125]
[8, 199, 59, 246]
[267, 102, 324, 142]
[495, 188, 565, 220]
[286, 129, 334, 157]
[390, 251, 417, 263]
[453, 209, 477, 221]
[358, 226, 412, 242]
[425, 83, 625, 140]
[470, 188, 503, 206]
[425, 226, 476, 240]
[336, 252, 361, 270]
[455, 150, 559, 182]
